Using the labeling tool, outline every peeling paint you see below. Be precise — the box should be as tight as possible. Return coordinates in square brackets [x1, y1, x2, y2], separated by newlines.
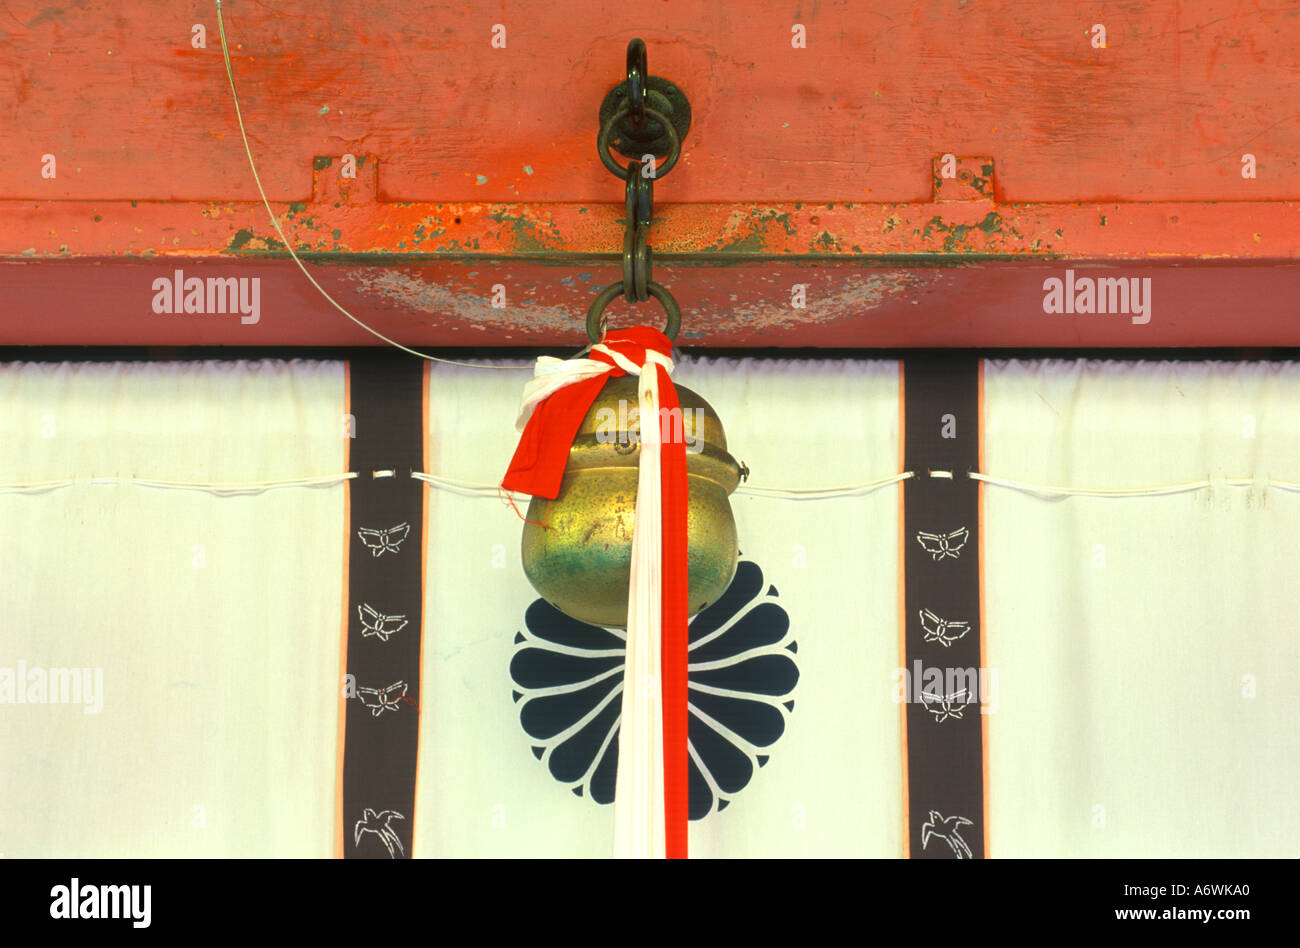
[226, 228, 285, 253]
[918, 211, 1021, 253]
[350, 269, 580, 332]
[347, 265, 932, 338]
[485, 205, 565, 253]
[703, 207, 800, 253]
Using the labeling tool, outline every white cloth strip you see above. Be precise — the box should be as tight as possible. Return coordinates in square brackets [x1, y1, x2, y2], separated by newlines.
[613, 352, 670, 860]
[513, 356, 617, 430]
[0, 473, 356, 496]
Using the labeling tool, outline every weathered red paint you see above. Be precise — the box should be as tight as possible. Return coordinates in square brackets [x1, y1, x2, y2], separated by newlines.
[3, 257, 1298, 348]
[4, 1, 1298, 204]
[4, 156, 1298, 260]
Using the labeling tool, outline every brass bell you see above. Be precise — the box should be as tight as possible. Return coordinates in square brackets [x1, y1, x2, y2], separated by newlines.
[521, 374, 742, 628]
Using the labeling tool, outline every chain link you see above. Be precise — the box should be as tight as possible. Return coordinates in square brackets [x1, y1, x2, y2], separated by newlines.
[588, 42, 681, 343]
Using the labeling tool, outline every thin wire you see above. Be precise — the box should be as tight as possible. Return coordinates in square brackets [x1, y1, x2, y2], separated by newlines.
[214, 1, 528, 371]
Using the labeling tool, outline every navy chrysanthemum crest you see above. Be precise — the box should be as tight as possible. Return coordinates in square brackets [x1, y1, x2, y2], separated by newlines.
[509, 558, 799, 819]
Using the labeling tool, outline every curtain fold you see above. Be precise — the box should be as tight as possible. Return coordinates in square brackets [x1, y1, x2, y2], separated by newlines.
[0, 360, 347, 857]
[982, 359, 1300, 857]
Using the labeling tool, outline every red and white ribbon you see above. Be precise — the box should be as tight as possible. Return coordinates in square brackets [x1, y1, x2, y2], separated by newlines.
[503, 327, 690, 859]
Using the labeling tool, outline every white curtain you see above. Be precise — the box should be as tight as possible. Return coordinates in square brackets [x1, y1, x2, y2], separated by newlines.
[414, 356, 903, 857]
[0, 360, 347, 857]
[982, 359, 1300, 857]
[9, 353, 1290, 858]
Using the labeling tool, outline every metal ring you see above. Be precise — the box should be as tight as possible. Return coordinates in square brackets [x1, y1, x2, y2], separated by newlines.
[625, 163, 653, 225]
[597, 105, 681, 179]
[586, 281, 681, 343]
[626, 39, 648, 129]
[621, 225, 636, 301]
[622, 222, 651, 302]
[634, 232, 651, 301]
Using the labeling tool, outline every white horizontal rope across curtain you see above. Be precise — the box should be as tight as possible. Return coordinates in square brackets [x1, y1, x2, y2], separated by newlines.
[6, 468, 1300, 498]
[355, 469, 1300, 499]
[0, 472, 357, 496]
[968, 471, 1300, 497]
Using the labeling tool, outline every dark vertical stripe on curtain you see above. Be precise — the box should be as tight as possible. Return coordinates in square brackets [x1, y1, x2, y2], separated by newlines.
[341, 354, 426, 858]
[902, 356, 985, 859]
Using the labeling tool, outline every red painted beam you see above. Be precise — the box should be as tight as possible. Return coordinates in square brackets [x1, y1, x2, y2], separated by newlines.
[4, 1, 1298, 205]
[3, 257, 1297, 348]
[3, 156, 1297, 260]
[6, 1, 1300, 349]
[2, 154, 1296, 348]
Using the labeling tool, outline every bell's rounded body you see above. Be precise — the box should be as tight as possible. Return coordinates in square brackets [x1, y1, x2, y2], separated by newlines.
[521, 375, 742, 628]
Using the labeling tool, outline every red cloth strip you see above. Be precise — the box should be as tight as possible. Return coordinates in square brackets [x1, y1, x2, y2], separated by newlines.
[501, 327, 690, 859]
[656, 362, 690, 859]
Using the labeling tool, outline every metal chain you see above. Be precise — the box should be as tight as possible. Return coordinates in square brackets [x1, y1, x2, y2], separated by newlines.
[587, 41, 682, 344]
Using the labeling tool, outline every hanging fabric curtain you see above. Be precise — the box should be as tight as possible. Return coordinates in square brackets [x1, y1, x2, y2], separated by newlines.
[0, 359, 348, 857]
[8, 353, 1295, 858]
[414, 356, 904, 857]
[981, 359, 1300, 857]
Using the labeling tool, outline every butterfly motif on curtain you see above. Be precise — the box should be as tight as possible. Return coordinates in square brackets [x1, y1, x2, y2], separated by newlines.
[915, 526, 969, 561]
[921, 810, 974, 859]
[353, 808, 406, 858]
[357, 603, 408, 642]
[919, 608, 971, 648]
[357, 680, 409, 717]
[920, 688, 970, 724]
[357, 522, 411, 557]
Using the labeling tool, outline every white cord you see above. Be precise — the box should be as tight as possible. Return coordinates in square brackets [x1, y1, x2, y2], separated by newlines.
[214, 1, 528, 371]
[0, 478, 76, 495]
[970, 471, 1300, 498]
[6, 468, 1297, 501]
[0, 472, 357, 496]
[735, 471, 913, 499]
[411, 472, 527, 500]
[414, 470, 913, 500]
